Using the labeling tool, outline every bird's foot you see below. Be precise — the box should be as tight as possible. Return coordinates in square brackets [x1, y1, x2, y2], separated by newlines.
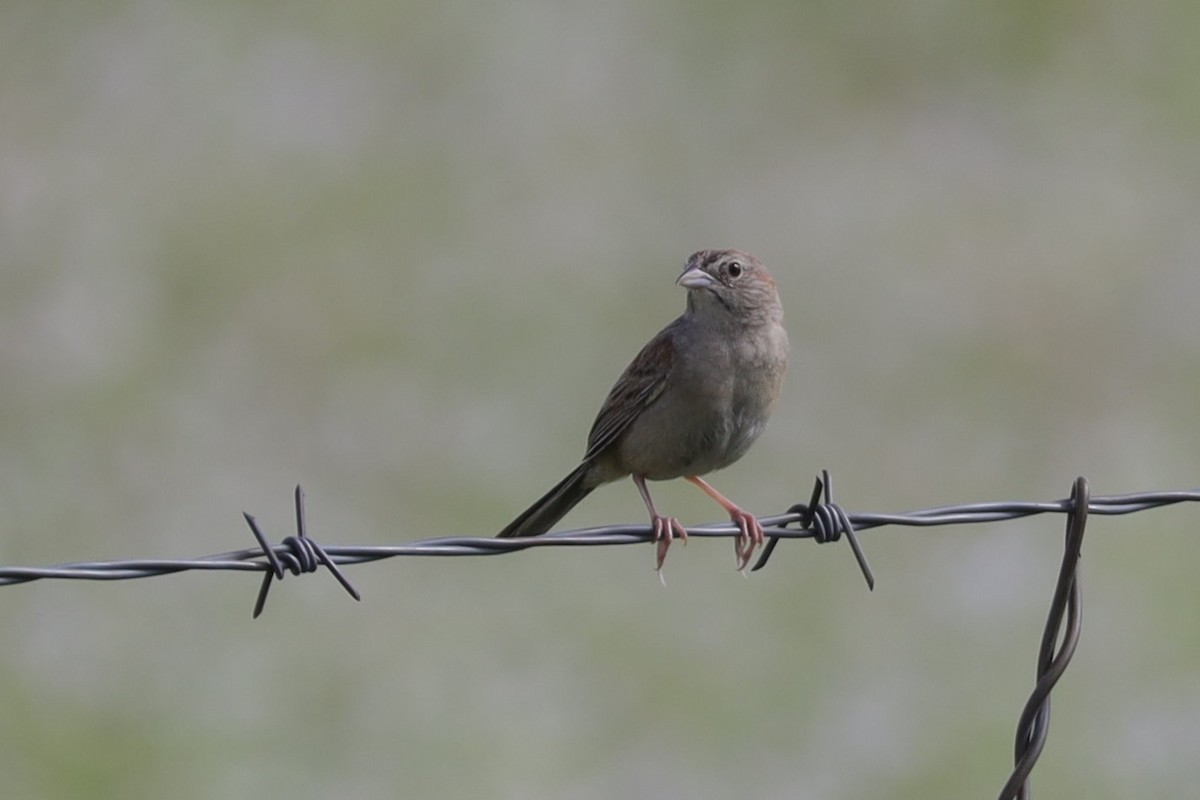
[651, 514, 688, 573]
[729, 507, 766, 572]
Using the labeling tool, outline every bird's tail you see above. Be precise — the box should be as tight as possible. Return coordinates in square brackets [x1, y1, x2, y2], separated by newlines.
[496, 462, 594, 538]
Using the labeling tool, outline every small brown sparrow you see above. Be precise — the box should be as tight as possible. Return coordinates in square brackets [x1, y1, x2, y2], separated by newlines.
[497, 249, 789, 571]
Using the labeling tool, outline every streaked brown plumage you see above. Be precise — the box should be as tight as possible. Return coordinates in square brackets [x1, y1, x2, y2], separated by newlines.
[497, 249, 789, 570]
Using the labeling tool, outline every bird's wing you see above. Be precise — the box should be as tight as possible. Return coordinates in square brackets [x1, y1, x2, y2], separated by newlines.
[583, 327, 676, 461]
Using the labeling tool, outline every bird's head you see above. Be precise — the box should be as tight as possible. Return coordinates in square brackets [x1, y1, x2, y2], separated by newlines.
[677, 249, 782, 326]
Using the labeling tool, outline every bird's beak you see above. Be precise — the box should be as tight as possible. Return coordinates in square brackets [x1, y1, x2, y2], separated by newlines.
[676, 267, 715, 290]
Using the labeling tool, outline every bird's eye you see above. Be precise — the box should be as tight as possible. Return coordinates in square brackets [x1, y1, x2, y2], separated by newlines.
[726, 261, 743, 279]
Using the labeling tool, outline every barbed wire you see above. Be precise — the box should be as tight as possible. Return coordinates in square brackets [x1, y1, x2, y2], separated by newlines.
[1, 473, 1196, 797]
[2, 474, 1192, 595]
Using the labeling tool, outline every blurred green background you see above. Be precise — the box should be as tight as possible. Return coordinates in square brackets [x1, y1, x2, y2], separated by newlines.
[3, 1, 1200, 797]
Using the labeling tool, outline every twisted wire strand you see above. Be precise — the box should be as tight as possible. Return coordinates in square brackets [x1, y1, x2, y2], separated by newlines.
[0, 474, 1190, 794]
[997, 476, 1089, 800]
[1, 480, 1195, 588]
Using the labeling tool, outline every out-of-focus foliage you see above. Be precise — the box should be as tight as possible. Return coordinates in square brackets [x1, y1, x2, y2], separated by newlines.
[2, 2, 1200, 798]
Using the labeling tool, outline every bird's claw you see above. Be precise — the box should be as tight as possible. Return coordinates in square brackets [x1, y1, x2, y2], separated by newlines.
[651, 514, 688, 572]
[730, 508, 765, 572]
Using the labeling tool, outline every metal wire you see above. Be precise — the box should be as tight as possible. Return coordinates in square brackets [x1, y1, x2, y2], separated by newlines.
[2, 475, 1190, 593]
[997, 476, 1089, 800]
[0, 473, 1194, 795]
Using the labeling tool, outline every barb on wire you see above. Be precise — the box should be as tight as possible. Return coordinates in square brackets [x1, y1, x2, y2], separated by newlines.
[243, 485, 360, 618]
[997, 476, 1089, 800]
[753, 470, 874, 588]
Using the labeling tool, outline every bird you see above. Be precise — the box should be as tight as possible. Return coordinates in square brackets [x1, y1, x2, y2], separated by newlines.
[496, 249, 789, 572]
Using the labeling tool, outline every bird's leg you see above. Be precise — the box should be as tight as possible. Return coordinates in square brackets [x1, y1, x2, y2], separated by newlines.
[633, 475, 687, 572]
[685, 476, 765, 571]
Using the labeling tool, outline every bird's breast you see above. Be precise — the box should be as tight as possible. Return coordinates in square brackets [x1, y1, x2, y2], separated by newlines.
[614, 320, 787, 480]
